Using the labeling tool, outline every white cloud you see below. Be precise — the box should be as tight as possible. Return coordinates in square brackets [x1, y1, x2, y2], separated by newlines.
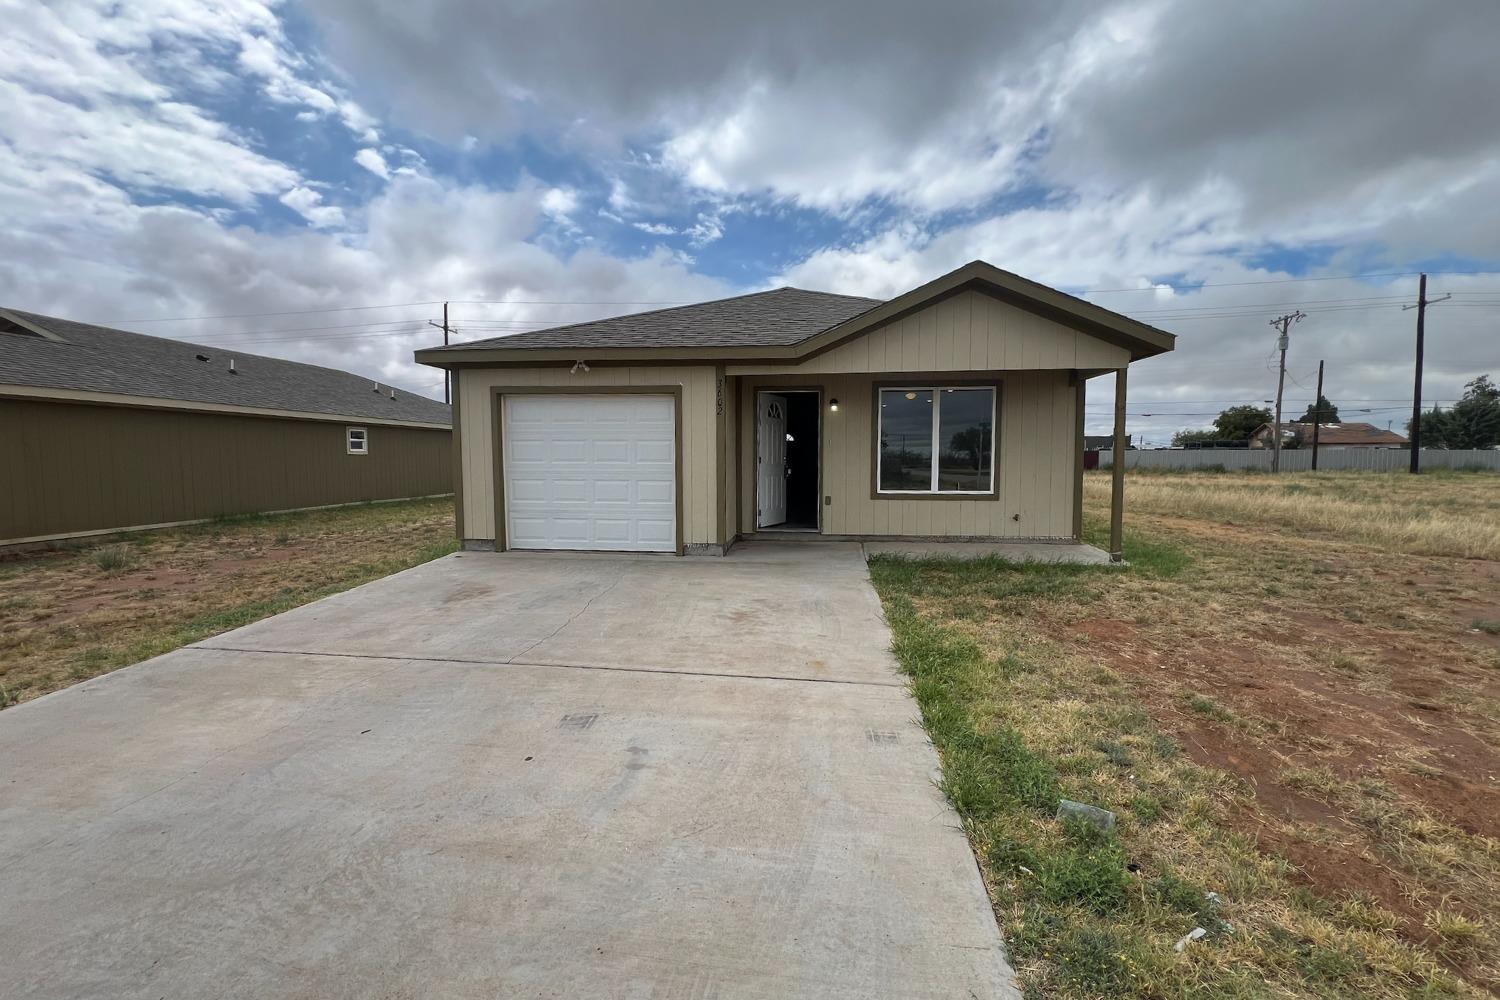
[633, 222, 677, 236]
[354, 148, 391, 179]
[279, 185, 346, 228]
[1, 173, 733, 396]
[540, 186, 580, 221]
[773, 191, 1499, 445]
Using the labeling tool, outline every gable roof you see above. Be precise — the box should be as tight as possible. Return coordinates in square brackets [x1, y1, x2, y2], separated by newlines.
[443, 287, 881, 352]
[0, 308, 451, 427]
[415, 260, 1175, 368]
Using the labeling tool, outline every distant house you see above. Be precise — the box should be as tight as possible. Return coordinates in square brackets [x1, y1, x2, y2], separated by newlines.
[1248, 421, 1408, 450]
[1, 308, 452, 547]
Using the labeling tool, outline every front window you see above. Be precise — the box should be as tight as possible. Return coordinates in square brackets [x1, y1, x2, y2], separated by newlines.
[878, 387, 995, 494]
[346, 427, 368, 455]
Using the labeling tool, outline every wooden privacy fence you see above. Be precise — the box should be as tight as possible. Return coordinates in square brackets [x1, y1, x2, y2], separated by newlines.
[1096, 448, 1500, 472]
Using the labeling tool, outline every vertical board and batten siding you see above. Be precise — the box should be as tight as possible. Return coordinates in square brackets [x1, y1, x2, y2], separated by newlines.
[735, 371, 1078, 539]
[457, 366, 719, 544]
[0, 398, 451, 543]
[731, 289, 1130, 376]
[721, 373, 738, 540]
[725, 289, 1120, 539]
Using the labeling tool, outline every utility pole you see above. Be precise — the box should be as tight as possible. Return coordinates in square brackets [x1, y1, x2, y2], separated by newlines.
[1311, 359, 1324, 471]
[1268, 310, 1306, 473]
[428, 301, 451, 405]
[1403, 274, 1449, 473]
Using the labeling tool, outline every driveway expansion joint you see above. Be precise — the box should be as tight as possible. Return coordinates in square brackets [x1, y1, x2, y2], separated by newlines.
[188, 644, 907, 688]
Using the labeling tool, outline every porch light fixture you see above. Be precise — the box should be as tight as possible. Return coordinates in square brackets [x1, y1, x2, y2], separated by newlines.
[829, 398, 839, 412]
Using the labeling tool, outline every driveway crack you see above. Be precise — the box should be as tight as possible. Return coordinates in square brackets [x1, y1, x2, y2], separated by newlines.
[506, 574, 625, 664]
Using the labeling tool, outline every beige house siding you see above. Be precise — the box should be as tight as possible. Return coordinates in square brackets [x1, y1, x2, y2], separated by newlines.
[728, 289, 1130, 376]
[721, 372, 738, 542]
[456, 365, 719, 545]
[736, 371, 1078, 539]
[1, 397, 452, 545]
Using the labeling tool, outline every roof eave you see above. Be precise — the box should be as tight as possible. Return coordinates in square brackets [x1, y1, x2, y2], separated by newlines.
[415, 342, 808, 368]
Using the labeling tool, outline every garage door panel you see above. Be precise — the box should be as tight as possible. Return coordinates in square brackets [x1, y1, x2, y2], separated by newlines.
[636, 479, 673, 504]
[637, 520, 674, 544]
[503, 394, 677, 553]
[508, 477, 548, 502]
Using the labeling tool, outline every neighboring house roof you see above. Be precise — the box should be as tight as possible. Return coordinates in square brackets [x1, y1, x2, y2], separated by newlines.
[1253, 421, 1408, 445]
[1084, 435, 1114, 450]
[416, 260, 1176, 367]
[0, 308, 451, 427]
[1289, 421, 1409, 446]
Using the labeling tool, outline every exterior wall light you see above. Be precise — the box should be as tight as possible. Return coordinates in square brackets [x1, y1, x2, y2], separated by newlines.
[829, 398, 840, 412]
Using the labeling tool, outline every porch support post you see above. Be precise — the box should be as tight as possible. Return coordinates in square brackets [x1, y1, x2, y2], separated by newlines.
[1109, 365, 1128, 562]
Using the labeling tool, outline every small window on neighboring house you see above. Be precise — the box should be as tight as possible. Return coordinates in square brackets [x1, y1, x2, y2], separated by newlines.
[347, 427, 368, 455]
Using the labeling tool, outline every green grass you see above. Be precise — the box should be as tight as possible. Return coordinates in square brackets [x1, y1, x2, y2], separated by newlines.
[90, 542, 137, 573]
[867, 545, 1473, 1000]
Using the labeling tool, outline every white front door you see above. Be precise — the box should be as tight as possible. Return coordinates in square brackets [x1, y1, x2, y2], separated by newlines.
[503, 394, 676, 552]
[757, 393, 788, 528]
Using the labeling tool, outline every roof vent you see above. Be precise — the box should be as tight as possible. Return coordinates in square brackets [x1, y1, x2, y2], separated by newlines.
[196, 353, 210, 362]
[372, 381, 381, 393]
[389, 388, 397, 400]
[228, 358, 237, 374]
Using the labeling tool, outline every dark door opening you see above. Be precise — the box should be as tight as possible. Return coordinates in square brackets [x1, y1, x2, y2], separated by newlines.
[781, 392, 820, 530]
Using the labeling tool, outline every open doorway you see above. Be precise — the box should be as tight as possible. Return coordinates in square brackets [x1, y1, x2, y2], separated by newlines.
[755, 390, 821, 531]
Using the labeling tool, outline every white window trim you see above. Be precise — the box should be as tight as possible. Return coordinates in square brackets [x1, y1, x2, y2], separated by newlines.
[346, 426, 369, 455]
[876, 386, 996, 495]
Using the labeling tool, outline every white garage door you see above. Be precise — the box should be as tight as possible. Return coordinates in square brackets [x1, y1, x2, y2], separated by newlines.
[503, 394, 677, 552]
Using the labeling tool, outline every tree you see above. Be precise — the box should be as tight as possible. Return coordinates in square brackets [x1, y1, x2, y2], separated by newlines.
[948, 424, 992, 470]
[1411, 375, 1500, 449]
[1171, 428, 1220, 447]
[1212, 405, 1272, 441]
[1297, 394, 1340, 424]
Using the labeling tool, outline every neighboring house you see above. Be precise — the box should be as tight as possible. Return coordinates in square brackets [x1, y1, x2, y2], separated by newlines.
[416, 261, 1175, 559]
[1249, 421, 1409, 449]
[1, 308, 452, 547]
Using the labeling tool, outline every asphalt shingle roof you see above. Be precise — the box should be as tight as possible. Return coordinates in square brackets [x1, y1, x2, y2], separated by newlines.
[1289, 421, 1409, 445]
[438, 287, 883, 352]
[0, 309, 451, 425]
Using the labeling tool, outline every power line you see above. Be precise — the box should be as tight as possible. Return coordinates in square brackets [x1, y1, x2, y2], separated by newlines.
[117, 301, 443, 323]
[1077, 268, 1500, 294]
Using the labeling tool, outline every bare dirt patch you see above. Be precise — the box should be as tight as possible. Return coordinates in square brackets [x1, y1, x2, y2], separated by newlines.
[881, 472, 1500, 995]
[0, 498, 456, 707]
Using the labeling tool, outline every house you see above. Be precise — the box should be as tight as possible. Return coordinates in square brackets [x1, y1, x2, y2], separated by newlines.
[415, 261, 1175, 560]
[1249, 421, 1408, 449]
[0, 308, 453, 547]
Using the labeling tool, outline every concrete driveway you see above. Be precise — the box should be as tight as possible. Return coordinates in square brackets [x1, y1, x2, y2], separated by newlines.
[0, 541, 1016, 999]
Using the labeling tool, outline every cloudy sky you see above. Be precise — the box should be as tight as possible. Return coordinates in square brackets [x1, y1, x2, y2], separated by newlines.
[5, 0, 1499, 442]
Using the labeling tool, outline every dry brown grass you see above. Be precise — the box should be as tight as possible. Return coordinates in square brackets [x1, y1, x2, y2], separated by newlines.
[1087, 469, 1500, 559]
[872, 470, 1500, 998]
[0, 498, 456, 707]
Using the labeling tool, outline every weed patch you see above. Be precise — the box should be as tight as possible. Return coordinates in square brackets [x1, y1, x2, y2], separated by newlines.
[870, 542, 1485, 998]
